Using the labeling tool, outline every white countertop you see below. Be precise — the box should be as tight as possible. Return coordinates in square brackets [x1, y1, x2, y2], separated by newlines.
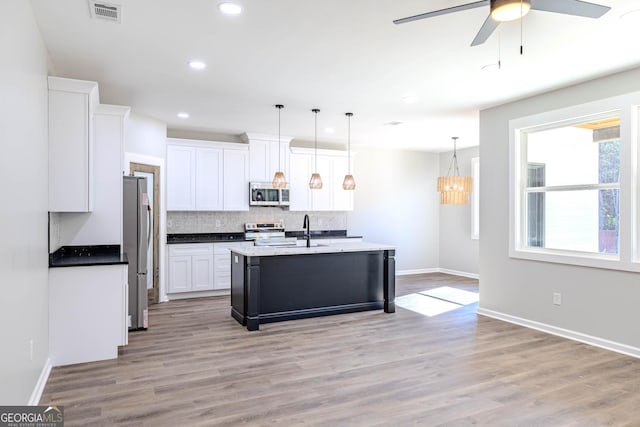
[230, 241, 396, 257]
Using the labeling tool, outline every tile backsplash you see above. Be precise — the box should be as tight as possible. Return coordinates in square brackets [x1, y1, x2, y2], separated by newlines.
[167, 209, 347, 234]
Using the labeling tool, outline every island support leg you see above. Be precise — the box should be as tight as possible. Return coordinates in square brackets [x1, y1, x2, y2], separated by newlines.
[246, 256, 261, 331]
[383, 250, 395, 313]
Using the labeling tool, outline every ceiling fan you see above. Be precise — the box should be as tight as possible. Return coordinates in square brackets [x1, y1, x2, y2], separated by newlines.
[393, 0, 611, 47]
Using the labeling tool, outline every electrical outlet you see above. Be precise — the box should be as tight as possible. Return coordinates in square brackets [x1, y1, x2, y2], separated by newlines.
[553, 292, 562, 306]
[29, 339, 34, 361]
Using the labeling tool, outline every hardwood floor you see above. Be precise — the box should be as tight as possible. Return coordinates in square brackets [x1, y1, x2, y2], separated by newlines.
[41, 273, 640, 426]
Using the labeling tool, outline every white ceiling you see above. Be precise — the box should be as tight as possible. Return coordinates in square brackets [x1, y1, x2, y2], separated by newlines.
[30, 0, 640, 152]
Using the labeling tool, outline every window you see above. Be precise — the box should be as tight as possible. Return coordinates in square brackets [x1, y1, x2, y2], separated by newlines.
[509, 92, 640, 272]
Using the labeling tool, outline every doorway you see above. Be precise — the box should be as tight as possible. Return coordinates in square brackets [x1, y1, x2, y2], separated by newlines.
[130, 162, 160, 304]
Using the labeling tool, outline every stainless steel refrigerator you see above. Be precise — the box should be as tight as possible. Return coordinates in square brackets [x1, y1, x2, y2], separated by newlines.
[123, 176, 149, 330]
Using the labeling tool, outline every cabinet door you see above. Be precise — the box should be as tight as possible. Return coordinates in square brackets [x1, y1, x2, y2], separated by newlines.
[289, 153, 312, 211]
[168, 255, 192, 293]
[311, 155, 333, 211]
[192, 255, 214, 291]
[195, 147, 223, 210]
[278, 141, 290, 182]
[331, 156, 354, 211]
[249, 140, 270, 182]
[167, 145, 196, 210]
[48, 90, 92, 212]
[223, 149, 249, 211]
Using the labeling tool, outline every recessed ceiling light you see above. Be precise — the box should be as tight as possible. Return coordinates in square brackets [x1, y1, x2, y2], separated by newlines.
[177, 112, 189, 119]
[218, 2, 242, 15]
[188, 60, 206, 70]
[402, 95, 418, 104]
[324, 127, 335, 134]
[384, 121, 404, 126]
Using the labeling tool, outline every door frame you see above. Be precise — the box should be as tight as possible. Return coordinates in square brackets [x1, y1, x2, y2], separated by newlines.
[125, 152, 167, 303]
[130, 162, 160, 304]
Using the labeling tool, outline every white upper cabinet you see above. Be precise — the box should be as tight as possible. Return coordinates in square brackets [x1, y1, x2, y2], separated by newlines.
[243, 133, 291, 183]
[331, 155, 354, 211]
[289, 152, 313, 211]
[166, 145, 196, 210]
[195, 147, 223, 211]
[166, 139, 249, 211]
[222, 148, 249, 211]
[48, 76, 99, 212]
[289, 147, 355, 212]
[311, 155, 333, 211]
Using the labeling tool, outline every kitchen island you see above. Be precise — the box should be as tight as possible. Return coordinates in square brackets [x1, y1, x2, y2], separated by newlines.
[230, 242, 395, 331]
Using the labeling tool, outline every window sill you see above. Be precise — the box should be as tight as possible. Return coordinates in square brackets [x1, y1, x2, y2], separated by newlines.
[509, 248, 640, 273]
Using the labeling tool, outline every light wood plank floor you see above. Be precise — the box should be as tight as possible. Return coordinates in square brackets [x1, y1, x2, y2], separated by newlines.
[41, 273, 640, 426]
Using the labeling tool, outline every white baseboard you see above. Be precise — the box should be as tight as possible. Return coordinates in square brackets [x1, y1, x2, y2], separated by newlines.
[396, 268, 479, 280]
[28, 357, 52, 405]
[477, 307, 640, 359]
[438, 268, 479, 280]
[166, 289, 230, 301]
[396, 268, 439, 276]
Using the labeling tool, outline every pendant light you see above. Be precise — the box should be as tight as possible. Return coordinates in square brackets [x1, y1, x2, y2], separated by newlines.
[342, 112, 356, 190]
[271, 104, 287, 188]
[437, 137, 472, 204]
[309, 108, 323, 189]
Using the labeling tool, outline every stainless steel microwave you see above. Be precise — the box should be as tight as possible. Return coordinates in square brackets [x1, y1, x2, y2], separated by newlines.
[249, 182, 290, 207]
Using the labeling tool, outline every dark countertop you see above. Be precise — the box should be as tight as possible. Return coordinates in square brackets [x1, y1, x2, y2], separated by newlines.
[167, 230, 362, 244]
[49, 245, 128, 268]
[167, 232, 247, 244]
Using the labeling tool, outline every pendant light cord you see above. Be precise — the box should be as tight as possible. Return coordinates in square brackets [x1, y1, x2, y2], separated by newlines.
[276, 104, 283, 172]
[446, 137, 461, 176]
[520, 0, 524, 55]
[346, 113, 353, 174]
[313, 109, 319, 173]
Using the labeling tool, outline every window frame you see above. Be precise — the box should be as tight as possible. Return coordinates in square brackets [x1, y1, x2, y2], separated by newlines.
[509, 92, 640, 272]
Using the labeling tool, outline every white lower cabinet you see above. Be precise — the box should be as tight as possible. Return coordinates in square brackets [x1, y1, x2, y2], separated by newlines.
[49, 264, 128, 366]
[213, 241, 253, 290]
[168, 244, 214, 293]
[168, 242, 253, 294]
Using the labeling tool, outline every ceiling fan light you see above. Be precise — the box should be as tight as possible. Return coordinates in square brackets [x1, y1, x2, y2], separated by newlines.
[491, 0, 531, 22]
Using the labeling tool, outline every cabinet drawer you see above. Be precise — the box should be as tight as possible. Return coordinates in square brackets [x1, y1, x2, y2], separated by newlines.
[169, 243, 213, 257]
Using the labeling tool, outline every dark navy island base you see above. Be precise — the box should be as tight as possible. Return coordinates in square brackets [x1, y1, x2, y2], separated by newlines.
[230, 244, 395, 331]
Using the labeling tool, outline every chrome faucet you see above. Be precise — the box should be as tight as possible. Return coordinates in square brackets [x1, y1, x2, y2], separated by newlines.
[303, 214, 311, 248]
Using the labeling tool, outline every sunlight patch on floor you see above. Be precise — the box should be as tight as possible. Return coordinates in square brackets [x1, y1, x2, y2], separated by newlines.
[396, 286, 478, 317]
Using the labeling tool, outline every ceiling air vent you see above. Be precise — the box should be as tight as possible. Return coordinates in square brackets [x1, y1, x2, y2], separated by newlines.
[89, 1, 122, 23]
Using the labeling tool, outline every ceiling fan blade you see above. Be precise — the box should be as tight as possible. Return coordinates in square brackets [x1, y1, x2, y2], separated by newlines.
[393, 0, 488, 25]
[471, 14, 500, 46]
[531, 0, 611, 18]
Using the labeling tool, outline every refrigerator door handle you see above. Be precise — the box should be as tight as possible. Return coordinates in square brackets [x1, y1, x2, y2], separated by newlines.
[147, 208, 152, 247]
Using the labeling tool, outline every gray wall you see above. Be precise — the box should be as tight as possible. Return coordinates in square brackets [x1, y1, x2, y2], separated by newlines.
[126, 112, 167, 158]
[0, 2, 50, 404]
[479, 67, 640, 349]
[347, 148, 440, 272]
[438, 146, 479, 276]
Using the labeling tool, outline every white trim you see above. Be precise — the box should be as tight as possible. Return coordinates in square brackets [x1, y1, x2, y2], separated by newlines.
[166, 289, 230, 300]
[477, 307, 640, 359]
[438, 268, 479, 280]
[396, 268, 439, 276]
[28, 358, 52, 405]
[124, 153, 168, 302]
[396, 268, 479, 280]
[509, 92, 640, 272]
